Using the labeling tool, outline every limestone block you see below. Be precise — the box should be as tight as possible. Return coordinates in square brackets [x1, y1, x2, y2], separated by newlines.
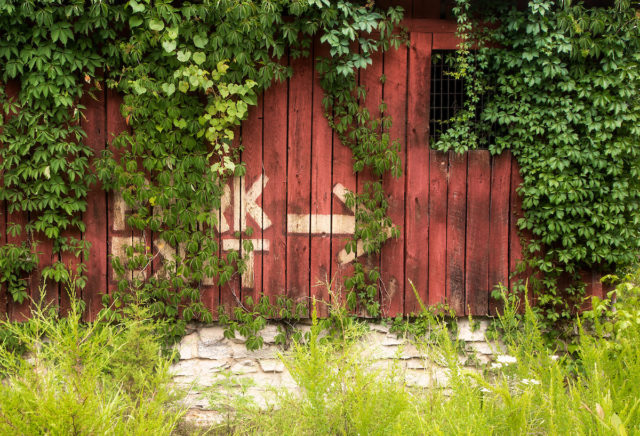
[230, 360, 259, 375]
[371, 359, 405, 372]
[198, 341, 233, 360]
[468, 341, 495, 355]
[261, 325, 280, 344]
[405, 369, 431, 388]
[199, 326, 226, 344]
[380, 334, 405, 346]
[231, 342, 278, 360]
[278, 370, 298, 389]
[178, 332, 199, 360]
[429, 367, 450, 387]
[171, 358, 228, 377]
[406, 359, 429, 370]
[183, 408, 224, 427]
[369, 343, 400, 360]
[369, 323, 390, 334]
[183, 392, 211, 409]
[398, 343, 422, 359]
[245, 387, 279, 409]
[457, 319, 489, 342]
[259, 359, 286, 373]
[241, 371, 283, 389]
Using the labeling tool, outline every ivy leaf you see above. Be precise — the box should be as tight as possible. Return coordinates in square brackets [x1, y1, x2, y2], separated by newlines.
[149, 19, 165, 32]
[192, 52, 206, 65]
[193, 35, 209, 48]
[161, 83, 175, 96]
[178, 81, 189, 93]
[166, 26, 179, 40]
[129, 0, 145, 13]
[162, 40, 177, 53]
[129, 16, 143, 28]
[177, 50, 191, 62]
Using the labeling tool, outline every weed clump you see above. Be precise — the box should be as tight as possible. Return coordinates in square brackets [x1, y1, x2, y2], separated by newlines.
[0, 288, 184, 435]
[215, 275, 640, 435]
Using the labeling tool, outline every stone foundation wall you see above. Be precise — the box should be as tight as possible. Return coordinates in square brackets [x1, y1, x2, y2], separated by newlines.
[171, 318, 500, 426]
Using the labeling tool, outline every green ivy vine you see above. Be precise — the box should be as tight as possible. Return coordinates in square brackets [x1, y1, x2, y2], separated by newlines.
[438, 0, 640, 335]
[0, 1, 129, 299]
[0, 0, 406, 345]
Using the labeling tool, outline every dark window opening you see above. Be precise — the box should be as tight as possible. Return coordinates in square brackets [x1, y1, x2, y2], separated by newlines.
[429, 50, 493, 149]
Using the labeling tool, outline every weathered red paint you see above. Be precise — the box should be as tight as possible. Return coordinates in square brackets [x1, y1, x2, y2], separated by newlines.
[446, 151, 467, 315]
[380, 40, 408, 317]
[286, 53, 314, 305]
[262, 56, 289, 307]
[405, 32, 431, 314]
[310, 41, 333, 316]
[82, 82, 108, 321]
[489, 151, 512, 315]
[2, 18, 595, 321]
[428, 150, 448, 307]
[465, 150, 491, 315]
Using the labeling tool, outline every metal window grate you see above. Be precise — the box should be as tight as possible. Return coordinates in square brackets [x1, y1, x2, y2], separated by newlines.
[429, 50, 492, 148]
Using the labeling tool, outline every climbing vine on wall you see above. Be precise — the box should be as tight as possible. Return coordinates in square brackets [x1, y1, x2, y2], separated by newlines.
[437, 0, 640, 334]
[0, 0, 404, 343]
[0, 1, 127, 300]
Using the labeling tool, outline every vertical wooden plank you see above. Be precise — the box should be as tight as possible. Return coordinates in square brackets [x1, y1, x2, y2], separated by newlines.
[428, 150, 448, 306]
[0, 203, 5, 318]
[240, 95, 265, 306]
[357, 46, 384, 316]
[81, 83, 108, 321]
[0, 83, 8, 318]
[106, 89, 135, 302]
[509, 157, 525, 293]
[446, 151, 467, 315]
[286, 53, 314, 305]
[6, 211, 29, 321]
[1, 82, 28, 320]
[465, 150, 491, 315]
[33, 234, 56, 311]
[198, 222, 219, 320]
[59, 229, 84, 316]
[329, 129, 357, 310]
[220, 136, 242, 316]
[380, 39, 408, 317]
[0, 201, 5, 318]
[262, 57, 289, 306]
[2, 82, 29, 320]
[488, 151, 512, 315]
[404, 32, 431, 314]
[590, 271, 604, 300]
[309, 41, 333, 316]
[508, 158, 538, 309]
[581, 270, 605, 311]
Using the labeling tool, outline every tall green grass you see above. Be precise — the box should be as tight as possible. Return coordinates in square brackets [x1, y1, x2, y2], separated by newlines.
[0, 288, 184, 435]
[220, 276, 640, 435]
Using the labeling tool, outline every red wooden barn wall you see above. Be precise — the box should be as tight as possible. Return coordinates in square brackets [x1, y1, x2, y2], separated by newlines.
[0, 14, 604, 321]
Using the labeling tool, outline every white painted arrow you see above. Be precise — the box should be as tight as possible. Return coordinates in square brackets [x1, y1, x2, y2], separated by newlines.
[287, 183, 354, 235]
[287, 183, 372, 266]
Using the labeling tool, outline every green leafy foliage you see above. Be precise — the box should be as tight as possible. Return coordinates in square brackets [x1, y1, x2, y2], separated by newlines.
[218, 294, 309, 351]
[1, 0, 406, 340]
[435, 0, 640, 333]
[217, 279, 640, 435]
[94, 0, 405, 335]
[0, 288, 184, 434]
[0, 241, 38, 303]
[0, 1, 128, 285]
